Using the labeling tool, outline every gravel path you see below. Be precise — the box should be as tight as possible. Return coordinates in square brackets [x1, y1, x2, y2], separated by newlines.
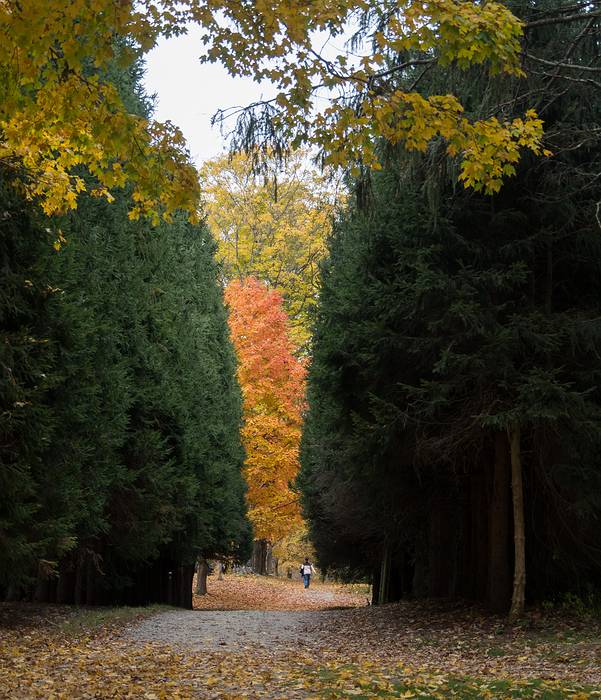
[129, 609, 322, 651]
[124, 581, 601, 693]
[128, 576, 364, 655]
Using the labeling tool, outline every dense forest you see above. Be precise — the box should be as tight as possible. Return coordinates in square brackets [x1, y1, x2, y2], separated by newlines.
[299, 0, 601, 615]
[0, 59, 250, 607]
[4, 2, 601, 698]
[2, 0, 601, 621]
[300, 3, 601, 610]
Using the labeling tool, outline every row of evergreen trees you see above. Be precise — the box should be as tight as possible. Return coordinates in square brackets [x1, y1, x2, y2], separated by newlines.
[299, 0, 601, 612]
[0, 60, 250, 607]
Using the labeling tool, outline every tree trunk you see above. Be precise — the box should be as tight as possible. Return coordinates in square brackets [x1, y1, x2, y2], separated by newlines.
[85, 556, 97, 606]
[378, 543, 390, 605]
[176, 564, 194, 608]
[411, 531, 429, 597]
[167, 566, 175, 605]
[429, 495, 454, 597]
[488, 431, 512, 613]
[508, 424, 526, 622]
[252, 539, 269, 575]
[474, 474, 489, 602]
[33, 561, 53, 603]
[181, 564, 194, 609]
[371, 564, 381, 605]
[265, 544, 273, 575]
[74, 552, 85, 606]
[195, 557, 208, 595]
[56, 559, 75, 604]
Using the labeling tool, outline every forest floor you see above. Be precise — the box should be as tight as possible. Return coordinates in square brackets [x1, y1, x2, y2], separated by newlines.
[1, 576, 601, 699]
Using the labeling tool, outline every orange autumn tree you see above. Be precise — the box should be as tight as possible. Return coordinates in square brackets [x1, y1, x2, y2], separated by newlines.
[225, 278, 306, 561]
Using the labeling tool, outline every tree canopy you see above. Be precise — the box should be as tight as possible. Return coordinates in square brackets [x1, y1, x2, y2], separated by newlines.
[202, 152, 336, 347]
[1, 0, 572, 220]
[225, 278, 306, 545]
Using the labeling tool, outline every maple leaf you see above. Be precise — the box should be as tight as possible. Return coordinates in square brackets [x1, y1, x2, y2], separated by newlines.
[1, 0, 549, 219]
[2, 581, 601, 698]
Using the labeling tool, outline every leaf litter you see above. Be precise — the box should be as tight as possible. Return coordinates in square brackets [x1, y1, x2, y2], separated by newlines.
[1, 576, 600, 698]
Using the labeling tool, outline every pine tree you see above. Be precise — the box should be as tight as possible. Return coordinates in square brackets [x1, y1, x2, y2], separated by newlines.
[300, 0, 601, 610]
[0, 168, 69, 595]
[0, 57, 249, 606]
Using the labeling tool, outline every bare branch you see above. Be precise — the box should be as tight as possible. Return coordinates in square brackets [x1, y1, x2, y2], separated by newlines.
[524, 8, 601, 29]
[371, 58, 435, 83]
[533, 68, 601, 91]
[526, 53, 601, 73]
[408, 62, 435, 91]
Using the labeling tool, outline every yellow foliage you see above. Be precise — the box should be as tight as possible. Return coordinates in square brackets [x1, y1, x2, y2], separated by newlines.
[203, 0, 546, 192]
[202, 152, 338, 347]
[272, 522, 315, 574]
[0, 1, 199, 220]
[1, 0, 547, 218]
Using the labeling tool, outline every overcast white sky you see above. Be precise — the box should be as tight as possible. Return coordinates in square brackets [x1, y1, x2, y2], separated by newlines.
[143, 25, 275, 166]
[142, 23, 361, 168]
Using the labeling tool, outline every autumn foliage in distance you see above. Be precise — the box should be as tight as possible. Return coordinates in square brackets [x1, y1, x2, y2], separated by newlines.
[201, 152, 336, 349]
[225, 278, 306, 544]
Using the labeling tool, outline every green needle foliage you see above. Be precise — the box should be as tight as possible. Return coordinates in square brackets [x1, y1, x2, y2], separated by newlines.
[299, 0, 601, 609]
[0, 56, 249, 605]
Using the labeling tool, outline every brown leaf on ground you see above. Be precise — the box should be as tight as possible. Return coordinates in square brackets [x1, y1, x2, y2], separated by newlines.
[193, 573, 367, 611]
[2, 576, 601, 699]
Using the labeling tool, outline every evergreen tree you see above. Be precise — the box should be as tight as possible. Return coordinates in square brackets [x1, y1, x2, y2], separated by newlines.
[300, 0, 601, 611]
[0, 169, 68, 594]
[0, 56, 249, 606]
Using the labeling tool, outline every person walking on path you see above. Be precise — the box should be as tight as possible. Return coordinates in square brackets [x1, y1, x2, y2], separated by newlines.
[300, 557, 315, 589]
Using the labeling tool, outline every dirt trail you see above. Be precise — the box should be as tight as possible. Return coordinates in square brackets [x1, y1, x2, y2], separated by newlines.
[191, 574, 367, 611]
[130, 576, 362, 651]
[126, 576, 601, 695]
[3, 577, 601, 698]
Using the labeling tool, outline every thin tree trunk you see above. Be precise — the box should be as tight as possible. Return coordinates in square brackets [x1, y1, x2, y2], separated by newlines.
[488, 432, 512, 613]
[182, 564, 194, 609]
[195, 557, 208, 595]
[177, 565, 190, 608]
[74, 552, 85, 606]
[85, 556, 97, 606]
[56, 560, 75, 604]
[371, 564, 381, 605]
[167, 564, 175, 605]
[429, 496, 454, 597]
[508, 424, 526, 622]
[33, 561, 51, 603]
[378, 543, 390, 605]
